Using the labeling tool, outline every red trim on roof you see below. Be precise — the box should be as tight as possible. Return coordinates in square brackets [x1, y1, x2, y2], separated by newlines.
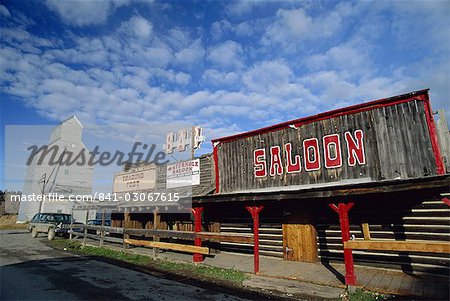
[212, 89, 431, 144]
[213, 144, 220, 193]
[422, 95, 446, 175]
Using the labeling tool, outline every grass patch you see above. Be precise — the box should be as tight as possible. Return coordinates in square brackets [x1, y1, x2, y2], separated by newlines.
[154, 259, 248, 284]
[49, 238, 249, 285]
[49, 239, 152, 265]
[341, 288, 392, 301]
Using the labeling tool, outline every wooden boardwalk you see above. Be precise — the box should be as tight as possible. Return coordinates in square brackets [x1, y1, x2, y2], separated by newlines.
[201, 253, 450, 300]
[156, 249, 449, 300]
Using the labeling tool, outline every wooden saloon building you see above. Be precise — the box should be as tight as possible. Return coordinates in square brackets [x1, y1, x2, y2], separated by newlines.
[92, 89, 449, 286]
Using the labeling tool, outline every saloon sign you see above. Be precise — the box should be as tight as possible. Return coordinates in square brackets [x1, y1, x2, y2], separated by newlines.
[213, 90, 443, 194]
[253, 130, 365, 178]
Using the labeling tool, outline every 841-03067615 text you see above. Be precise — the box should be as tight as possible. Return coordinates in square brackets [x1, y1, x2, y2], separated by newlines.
[10, 192, 180, 203]
[96, 192, 180, 202]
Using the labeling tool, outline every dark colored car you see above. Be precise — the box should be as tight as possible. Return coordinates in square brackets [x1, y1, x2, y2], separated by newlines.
[87, 219, 111, 226]
[28, 213, 83, 240]
[87, 219, 111, 235]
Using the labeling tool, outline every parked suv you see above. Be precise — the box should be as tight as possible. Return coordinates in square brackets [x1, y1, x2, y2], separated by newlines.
[28, 213, 82, 241]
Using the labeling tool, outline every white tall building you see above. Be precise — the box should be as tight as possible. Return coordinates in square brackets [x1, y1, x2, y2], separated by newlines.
[18, 116, 94, 222]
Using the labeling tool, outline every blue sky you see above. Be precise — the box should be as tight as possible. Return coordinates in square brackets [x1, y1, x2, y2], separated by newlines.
[1, 0, 449, 190]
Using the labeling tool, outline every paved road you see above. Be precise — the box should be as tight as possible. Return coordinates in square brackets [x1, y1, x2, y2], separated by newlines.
[0, 230, 249, 301]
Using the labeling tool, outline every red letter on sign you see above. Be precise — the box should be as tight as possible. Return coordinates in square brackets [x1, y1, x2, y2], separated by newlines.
[303, 138, 320, 171]
[254, 149, 267, 177]
[270, 146, 283, 176]
[323, 134, 342, 169]
[345, 130, 365, 166]
[285, 143, 301, 173]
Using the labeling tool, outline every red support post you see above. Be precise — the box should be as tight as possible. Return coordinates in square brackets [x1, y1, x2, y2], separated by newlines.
[329, 202, 357, 286]
[191, 207, 204, 263]
[442, 197, 450, 207]
[246, 205, 264, 274]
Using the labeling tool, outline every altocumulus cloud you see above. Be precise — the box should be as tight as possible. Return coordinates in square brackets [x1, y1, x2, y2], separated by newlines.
[0, 0, 449, 149]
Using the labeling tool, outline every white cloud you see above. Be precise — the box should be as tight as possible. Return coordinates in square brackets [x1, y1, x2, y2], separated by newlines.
[243, 60, 292, 92]
[234, 21, 254, 36]
[225, 0, 260, 17]
[45, 0, 117, 27]
[175, 40, 205, 66]
[304, 40, 371, 78]
[45, 0, 156, 27]
[120, 16, 153, 40]
[142, 47, 173, 68]
[0, 4, 11, 17]
[262, 8, 342, 51]
[210, 20, 232, 40]
[207, 40, 244, 70]
[202, 69, 239, 87]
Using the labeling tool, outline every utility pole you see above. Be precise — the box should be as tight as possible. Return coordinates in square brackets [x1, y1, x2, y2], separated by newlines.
[191, 126, 195, 160]
[38, 173, 47, 213]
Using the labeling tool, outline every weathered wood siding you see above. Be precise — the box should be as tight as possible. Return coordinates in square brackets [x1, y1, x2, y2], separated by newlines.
[216, 100, 438, 193]
[317, 193, 450, 276]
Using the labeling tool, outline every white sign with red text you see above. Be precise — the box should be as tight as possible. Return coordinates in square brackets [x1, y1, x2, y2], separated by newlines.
[166, 159, 200, 188]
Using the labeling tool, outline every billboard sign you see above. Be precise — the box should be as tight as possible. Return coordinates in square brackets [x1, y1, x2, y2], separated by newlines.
[166, 159, 200, 188]
[113, 166, 156, 193]
[164, 126, 205, 154]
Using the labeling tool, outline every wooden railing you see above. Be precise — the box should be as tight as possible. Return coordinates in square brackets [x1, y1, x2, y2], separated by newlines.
[69, 225, 255, 262]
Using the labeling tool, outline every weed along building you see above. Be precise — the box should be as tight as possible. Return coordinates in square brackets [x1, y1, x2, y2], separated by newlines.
[77, 89, 449, 289]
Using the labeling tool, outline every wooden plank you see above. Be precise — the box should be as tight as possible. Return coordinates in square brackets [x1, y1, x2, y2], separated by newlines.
[153, 209, 159, 258]
[83, 210, 89, 247]
[123, 209, 130, 250]
[84, 225, 123, 234]
[398, 274, 414, 295]
[126, 229, 191, 239]
[100, 209, 106, 247]
[124, 228, 253, 242]
[410, 276, 423, 297]
[386, 272, 406, 293]
[357, 268, 376, 287]
[124, 239, 210, 255]
[377, 271, 395, 291]
[196, 232, 253, 243]
[70, 231, 98, 240]
[366, 270, 387, 290]
[344, 240, 450, 253]
[361, 223, 371, 240]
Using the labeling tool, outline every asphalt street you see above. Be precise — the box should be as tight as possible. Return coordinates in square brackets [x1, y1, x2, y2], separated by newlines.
[0, 230, 250, 301]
